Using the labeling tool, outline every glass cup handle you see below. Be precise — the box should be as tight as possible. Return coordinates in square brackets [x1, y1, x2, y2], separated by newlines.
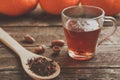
[98, 16, 117, 46]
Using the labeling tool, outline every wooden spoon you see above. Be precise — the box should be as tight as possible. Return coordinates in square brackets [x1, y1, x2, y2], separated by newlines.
[0, 28, 60, 80]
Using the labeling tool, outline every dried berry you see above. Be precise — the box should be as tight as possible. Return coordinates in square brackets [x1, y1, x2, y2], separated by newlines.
[34, 45, 45, 54]
[51, 46, 61, 57]
[51, 40, 65, 47]
[52, 46, 61, 53]
[27, 57, 56, 76]
[24, 34, 35, 43]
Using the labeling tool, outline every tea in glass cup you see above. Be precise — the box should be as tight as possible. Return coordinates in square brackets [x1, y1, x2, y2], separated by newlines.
[62, 5, 117, 60]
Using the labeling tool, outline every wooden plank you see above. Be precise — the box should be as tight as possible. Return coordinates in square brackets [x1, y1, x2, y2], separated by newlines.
[0, 26, 119, 80]
[0, 68, 120, 80]
[60, 68, 120, 80]
[0, 45, 120, 69]
[0, 70, 33, 80]
[1, 26, 120, 46]
[0, 26, 119, 69]
[40, 45, 120, 68]
[0, 47, 21, 70]
[1, 26, 66, 47]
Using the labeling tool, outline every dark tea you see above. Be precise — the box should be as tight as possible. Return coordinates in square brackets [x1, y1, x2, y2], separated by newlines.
[64, 20, 101, 60]
[62, 5, 117, 61]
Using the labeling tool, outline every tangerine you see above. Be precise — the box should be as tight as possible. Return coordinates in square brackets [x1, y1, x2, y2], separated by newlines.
[39, 0, 80, 15]
[0, 0, 38, 16]
[81, 0, 120, 15]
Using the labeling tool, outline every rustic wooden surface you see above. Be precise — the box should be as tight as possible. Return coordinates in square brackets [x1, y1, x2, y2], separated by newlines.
[0, 6, 120, 80]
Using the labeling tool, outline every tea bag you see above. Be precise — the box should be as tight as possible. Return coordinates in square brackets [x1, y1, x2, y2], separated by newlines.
[66, 19, 99, 32]
[66, 19, 84, 32]
[78, 19, 99, 32]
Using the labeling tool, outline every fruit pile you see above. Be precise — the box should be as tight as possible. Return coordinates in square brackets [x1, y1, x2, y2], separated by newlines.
[0, 0, 120, 16]
[0, 0, 80, 16]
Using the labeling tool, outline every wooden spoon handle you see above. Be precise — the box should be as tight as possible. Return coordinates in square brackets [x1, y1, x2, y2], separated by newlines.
[0, 28, 27, 57]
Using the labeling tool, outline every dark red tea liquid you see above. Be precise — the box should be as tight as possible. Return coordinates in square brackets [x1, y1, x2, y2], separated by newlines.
[64, 21, 101, 60]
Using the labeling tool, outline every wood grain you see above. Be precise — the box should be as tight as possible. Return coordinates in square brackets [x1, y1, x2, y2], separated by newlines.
[1, 26, 120, 46]
[0, 69, 120, 80]
[0, 26, 119, 68]
[0, 45, 120, 69]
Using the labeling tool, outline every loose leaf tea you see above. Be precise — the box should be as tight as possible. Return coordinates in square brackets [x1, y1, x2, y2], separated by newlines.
[27, 57, 56, 76]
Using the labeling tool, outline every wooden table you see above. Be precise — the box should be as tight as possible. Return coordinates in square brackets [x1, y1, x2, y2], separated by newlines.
[0, 7, 120, 80]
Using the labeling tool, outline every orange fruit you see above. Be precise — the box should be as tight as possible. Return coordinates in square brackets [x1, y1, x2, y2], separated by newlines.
[81, 0, 120, 15]
[0, 0, 38, 16]
[39, 0, 80, 15]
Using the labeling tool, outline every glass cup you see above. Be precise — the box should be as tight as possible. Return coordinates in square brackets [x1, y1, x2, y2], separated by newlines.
[61, 5, 117, 60]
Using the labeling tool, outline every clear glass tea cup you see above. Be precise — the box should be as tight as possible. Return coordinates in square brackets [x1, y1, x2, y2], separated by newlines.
[61, 5, 117, 60]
